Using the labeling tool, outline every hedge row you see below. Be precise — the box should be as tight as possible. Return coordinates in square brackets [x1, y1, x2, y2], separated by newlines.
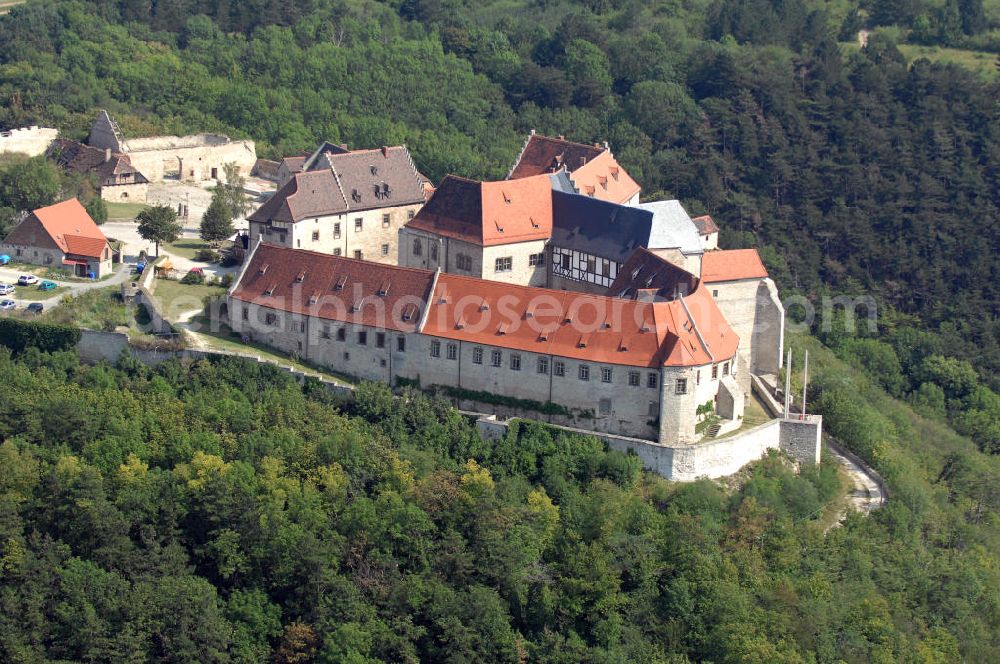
[0, 318, 81, 354]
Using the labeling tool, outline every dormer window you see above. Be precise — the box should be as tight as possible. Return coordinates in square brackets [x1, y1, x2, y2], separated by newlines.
[502, 191, 511, 204]
[334, 275, 348, 291]
[259, 263, 269, 275]
[377, 280, 390, 297]
[497, 322, 508, 335]
[370, 165, 378, 176]
[264, 283, 276, 296]
[578, 334, 589, 348]
[401, 303, 417, 322]
[295, 270, 306, 283]
[308, 292, 319, 305]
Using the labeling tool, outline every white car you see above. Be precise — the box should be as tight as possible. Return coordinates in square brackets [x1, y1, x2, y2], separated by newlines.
[0, 299, 15, 310]
[17, 275, 38, 286]
[0, 283, 14, 296]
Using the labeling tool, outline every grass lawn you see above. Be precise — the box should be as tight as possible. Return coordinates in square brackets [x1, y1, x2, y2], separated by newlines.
[105, 201, 150, 219]
[40, 287, 133, 331]
[185, 314, 355, 385]
[163, 238, 210, 260]
[841, 39, 999, 80]
[15, 286, 69, 301]
[151, 278, 226, 319]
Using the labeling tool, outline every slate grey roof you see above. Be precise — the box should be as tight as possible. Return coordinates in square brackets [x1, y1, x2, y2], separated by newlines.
[250, 145, 426, 223]
[551, 190, 655, 264]
[635, 200, 704, 255]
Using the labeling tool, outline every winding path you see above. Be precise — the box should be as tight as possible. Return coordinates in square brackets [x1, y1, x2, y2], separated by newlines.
[824, 436, 885, 529]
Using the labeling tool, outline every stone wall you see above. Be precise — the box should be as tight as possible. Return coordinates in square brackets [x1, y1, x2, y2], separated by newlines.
[101, 182, 149, 203]
[778, 417, 822, 467]
[123, 138, 257, 183]
[0, 126, 58, 156]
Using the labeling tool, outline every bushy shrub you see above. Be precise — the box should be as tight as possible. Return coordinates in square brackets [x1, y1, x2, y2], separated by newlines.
[181, 270, 205, 285]
[195, 248, 222, 263]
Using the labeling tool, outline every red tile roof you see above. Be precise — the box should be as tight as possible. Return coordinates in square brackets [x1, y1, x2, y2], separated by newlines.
[404, 174, 553, 246]
[508, 134, 640, 204]
[701, 249, 769, 283]
[230, 243, 436, 332]
[569, 151, 641, 205]
[422, 273, 737, 368]
[692, 214, 719, 235]
[7, 198, 108, 259]
[509, 134, 606, 179]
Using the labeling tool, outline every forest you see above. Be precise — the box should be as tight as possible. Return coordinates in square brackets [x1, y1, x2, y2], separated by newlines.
[0, 337, 997, 662]
[0, 0, 999, 660]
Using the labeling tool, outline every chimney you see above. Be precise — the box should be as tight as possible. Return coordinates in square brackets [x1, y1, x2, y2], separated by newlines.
[603, 141, 609, 150]
[578, 156, 587, 168]
[381, 145, 389, 158]
[530, 128, 536, 136]
[104, 148, 112, 163]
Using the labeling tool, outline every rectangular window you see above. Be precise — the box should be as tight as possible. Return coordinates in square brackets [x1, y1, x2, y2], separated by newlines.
[648, 401, 658, 418]
[579, 365, 590, 381]
[628, 370, 640, 386]
[376, 332, 385, 348]
[696, 370, 701, 385]
[472, 346, 483, 364]
[321, 324, 331, 339]
[265, 312, 277, 325]
[354, 218, 363, 231]
[529, 253, 545, 266]
[334, 223, 341, 238]
[675, 378, 687, 395]
[333, 248, 342, 256]
[456, 254, 472, 271]
[413, 239, 422, 256]
[495, 256, 512, 272]
[723, 362, 730, 376]
[299, 322, 306, 333]
[712, 289, 719, 297]
[382, 213, 391, 228]
[312, 230, 319, 241]
[430, 340, 441, 357]
[490, 350, 502, 367]
[446, 343, 458, 360]
[381, 244, 390, 256]
[241, 307, 249, 321]
[586, 256, 596, 273]
[408, 210, 415, 220]
[601, 367, 612, 383]
[510, 353, 521, 371]
[397, 336, 406, 352]
[337, 328, 346, 341]
[537, 357, 549, 374]
[357, 331, 367, 345]
[354, 250, 362, 260]
[712, 364, 718, 380]
[599, 398, 611, 416]
[648, 373, 658, 389]
[561, 253, 570, 269]
[554, 360, 565, 377]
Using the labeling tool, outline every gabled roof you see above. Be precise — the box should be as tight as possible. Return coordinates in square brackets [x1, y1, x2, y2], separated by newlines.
[508, 133, 640, 204]
[49, 139, 148, 186]
[633, 200, 703, 255]
[551, 190, 654, 264]
[404, 174, 553, 246]
[422, 272, 737, 368]
[3, 198, 108, 259]
[230, 243, 436, 332]
[250, 145, 426, 223]
[609, 248, 699, 300]
[509, 133, 606, 179]
[701, 249, 769, 283]
[568, 151, 641, 204]
[692, 214, 719, 235]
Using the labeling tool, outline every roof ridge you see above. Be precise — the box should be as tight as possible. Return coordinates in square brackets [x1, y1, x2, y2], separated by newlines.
[532, 133, 607, 153]
[329, 165, 349, 210]
[256, 242, 436, 277]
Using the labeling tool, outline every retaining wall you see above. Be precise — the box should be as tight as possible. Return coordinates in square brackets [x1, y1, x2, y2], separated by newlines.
[75, 330, 821, 482]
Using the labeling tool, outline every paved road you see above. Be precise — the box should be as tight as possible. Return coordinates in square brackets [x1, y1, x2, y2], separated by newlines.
[0, 263, 134, 312]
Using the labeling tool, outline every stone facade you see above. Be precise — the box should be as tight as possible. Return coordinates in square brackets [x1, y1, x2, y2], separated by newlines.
[251, 203, 423, 265]
[0, 126, 58, 156]
[399, 227, 549, 287]
[101, 181, 149, 203]
[706, 277, 783, 389]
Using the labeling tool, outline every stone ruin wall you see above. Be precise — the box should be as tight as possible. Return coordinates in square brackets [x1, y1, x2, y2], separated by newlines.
[0, 126, 59, 157]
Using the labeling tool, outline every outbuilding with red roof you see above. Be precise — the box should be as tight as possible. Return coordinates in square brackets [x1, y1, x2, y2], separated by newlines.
[0, 198, 112, 277]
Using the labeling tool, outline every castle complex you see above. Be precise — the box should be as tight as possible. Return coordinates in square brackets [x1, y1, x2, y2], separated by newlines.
[229, 134, 818, 479]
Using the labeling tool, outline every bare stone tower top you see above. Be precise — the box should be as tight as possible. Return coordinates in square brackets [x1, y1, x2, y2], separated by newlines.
[88, 110, 124, 153]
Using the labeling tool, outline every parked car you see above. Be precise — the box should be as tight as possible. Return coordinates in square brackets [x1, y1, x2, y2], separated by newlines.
[18, 275, 38, 286]
[0, 283, 14, 296]
[0, 255, 9, 265]
[0, 299, 14, 310]
[38, 280, 57, 291]
[25, 303, 43, 314]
